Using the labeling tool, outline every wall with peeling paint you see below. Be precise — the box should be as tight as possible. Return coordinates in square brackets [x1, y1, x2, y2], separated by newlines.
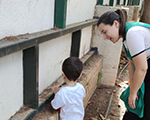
[39, 34, 72, 94]
[0, 0, 97, 120]
[0, 52, 23, 120]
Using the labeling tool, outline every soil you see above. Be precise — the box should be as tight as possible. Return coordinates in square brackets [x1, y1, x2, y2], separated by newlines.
[0, 36, 19, 41]
[84, 85, 115, 120]
[84, 52, 129, 120]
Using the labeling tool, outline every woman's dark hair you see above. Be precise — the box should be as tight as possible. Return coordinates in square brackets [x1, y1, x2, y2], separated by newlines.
[62, 57, 83, 81]
[97, 9, 127, 39]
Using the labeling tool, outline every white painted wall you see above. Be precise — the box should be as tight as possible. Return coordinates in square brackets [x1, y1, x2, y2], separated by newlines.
[103, 0, 118, 6]
[120, 0, 124, 5]
[0, 52, 23, 120]
[103, 0, 110, 5]
[39, 34, 72, 94]
[39, 26, 93, 93]
[0, 0, 97, 119]
[66, 0, 97, 25]
[0, 0, 55, 39]
[139, 0, 144, 10]
[79, 26, 92, 58]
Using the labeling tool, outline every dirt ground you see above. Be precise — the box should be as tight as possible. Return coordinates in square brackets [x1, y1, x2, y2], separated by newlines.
[84, 52, 129, 120]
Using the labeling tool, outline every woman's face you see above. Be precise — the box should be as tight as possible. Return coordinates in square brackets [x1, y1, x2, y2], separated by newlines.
[98, 20, 120, 43]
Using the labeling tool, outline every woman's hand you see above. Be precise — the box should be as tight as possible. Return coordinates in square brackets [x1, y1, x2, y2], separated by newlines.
[128, 52, 147, 109]
[128, 93, 138, 109]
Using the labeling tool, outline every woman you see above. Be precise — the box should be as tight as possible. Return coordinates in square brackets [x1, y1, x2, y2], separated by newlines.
[97, 9, 150, 120]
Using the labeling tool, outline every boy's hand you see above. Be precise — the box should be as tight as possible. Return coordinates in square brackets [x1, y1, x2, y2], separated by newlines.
[51, 85, 60, 94]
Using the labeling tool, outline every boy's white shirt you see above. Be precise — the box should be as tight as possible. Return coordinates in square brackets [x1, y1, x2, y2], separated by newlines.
[51, 82, 85, 120]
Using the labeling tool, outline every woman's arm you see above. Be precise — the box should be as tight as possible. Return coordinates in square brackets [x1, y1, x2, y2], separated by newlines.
[128, 58, 134, 85]
[128, 51, 147, 109]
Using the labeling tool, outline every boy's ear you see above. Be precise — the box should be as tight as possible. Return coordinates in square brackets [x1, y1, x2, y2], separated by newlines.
[62, 72, 66, 78]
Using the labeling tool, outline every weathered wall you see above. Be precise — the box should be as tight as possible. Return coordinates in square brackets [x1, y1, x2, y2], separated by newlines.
[126, 6, 139, 21]
[0, 52, 23, 120]
[103, 0, 110, 5]
[120, 0, 124, 5]
[95, 5, 121, 17]
[0, 0, 97, 120]
[66, 0, 97, 25]
[91, 25, 122, 86]
[0, 0, 55, 39]
[116, 5, 140, 22]
[39, 34, 72, 94]
[92, 5, 139, 86]
[79, 26, 93, 59]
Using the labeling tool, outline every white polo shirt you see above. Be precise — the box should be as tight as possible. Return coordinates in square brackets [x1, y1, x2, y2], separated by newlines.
[123, 26, 150, 59]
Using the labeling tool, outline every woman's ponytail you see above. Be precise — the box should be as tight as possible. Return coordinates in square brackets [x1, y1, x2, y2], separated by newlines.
[115, 9, 127, 39]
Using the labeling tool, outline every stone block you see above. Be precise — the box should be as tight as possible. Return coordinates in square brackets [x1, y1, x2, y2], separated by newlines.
[81, 55, 103, 107]
[94, 5, 120, 18]
[91, 24, 122, 86]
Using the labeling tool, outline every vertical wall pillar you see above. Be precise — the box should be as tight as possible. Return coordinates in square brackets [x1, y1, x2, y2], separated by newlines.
[109, 0, 114, 6]
[127, 0, 133, 5]
[133, 0, 140, 5]
[70, 30, 81, 57]
[23, 45, 39, 109]
[54, 0, 67, 28]
[123, 0, 127, 5]
[97, 0, 103, 5]
[117, 0, 120, 5]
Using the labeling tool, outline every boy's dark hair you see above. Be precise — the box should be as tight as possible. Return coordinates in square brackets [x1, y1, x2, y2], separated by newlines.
[62, 57, 83, 81]
[97, 9, 127, 39]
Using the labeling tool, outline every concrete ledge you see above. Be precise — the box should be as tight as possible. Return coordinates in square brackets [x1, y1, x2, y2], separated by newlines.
[80, 55, 103, 107]
[92, 5, 124, 86]
[91, 24, 122, 86]
[0, 19, 97, 58]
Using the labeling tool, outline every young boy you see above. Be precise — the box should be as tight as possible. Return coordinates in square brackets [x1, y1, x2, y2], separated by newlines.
[51, 57, 85, 120]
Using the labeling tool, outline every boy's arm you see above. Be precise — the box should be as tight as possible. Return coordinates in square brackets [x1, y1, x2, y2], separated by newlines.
[51, 88, 65, 110]
[51, 85, 60, 94]
[52, 84, 66, 94]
